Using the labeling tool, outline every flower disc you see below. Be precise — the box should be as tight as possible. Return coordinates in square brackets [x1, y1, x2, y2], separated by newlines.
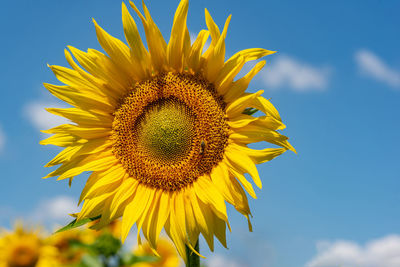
[112, 72, 229, 191]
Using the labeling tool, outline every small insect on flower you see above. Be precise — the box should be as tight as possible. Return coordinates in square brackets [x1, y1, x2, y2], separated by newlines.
[41, 0, 295, 262]
[200, 141, 206, 155]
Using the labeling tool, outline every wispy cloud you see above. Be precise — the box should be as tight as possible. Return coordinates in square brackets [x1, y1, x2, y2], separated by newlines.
[261, 55, 331, 92]
[355, 49, 400, 89]
[306, 235, 400, 267]
[30, 195, 79, 225]
[24, 101, 69, 131]
[208, 254, 247, 267]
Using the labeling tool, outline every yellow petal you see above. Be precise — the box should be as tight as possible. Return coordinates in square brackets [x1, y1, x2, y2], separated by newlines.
[224, 60, 266, 103]
[77, 190, 116, 221]
[183, 188, 199, 247]
[92, 19, 138, 81]
[194, 176, 228, 221]
[40, 133, 81, 147]
[43, 83, 114, 113]
[187, 188, 214, 250]
[68, 46, 128, 94]
[230, 143, 287, 164]
[45, 151, 117, 180]
[230, 124, 296, 152]
[253, 95, 282, 122]
[79, 165, 126, 204]
[45, 138, 111, 167]
[215, 56, 245, 95]
[121, 185, 152, 242]
[42, 124, 111, 140]
[109, 177, 138, 219]
[130, 0, 167, 72]
[226, 90, 264, 118]
[225, 159, 257, 199]
[187, 30, 209, 72]
[216, 49, 274, 96]
[46, 107, 113, 128]
[167, 0, 189, 71]
[203, 8, 220, 59]
[204, 15, 232, 83]
[142, 190, 163, 249]
[121, 2, 150, 79]
[225, 145, 261, 189]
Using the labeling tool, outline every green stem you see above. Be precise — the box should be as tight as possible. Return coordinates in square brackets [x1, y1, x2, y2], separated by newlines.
[186, 240, 200, 267]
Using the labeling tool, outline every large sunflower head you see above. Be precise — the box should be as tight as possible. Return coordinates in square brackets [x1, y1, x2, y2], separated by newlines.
[42, 0, 295, 262]
[0, 224, 58, 267]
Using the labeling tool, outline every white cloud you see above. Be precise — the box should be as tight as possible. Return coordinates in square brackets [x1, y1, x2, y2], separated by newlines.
[261, 55, 331, 92]
[30, 195, 79, 225]
[208, 254, 247, 267]
[355, 49, 400, 88]
[0, 125, 5, 151]
[24, 101, 69, 131]
[306, 235, 400, 267]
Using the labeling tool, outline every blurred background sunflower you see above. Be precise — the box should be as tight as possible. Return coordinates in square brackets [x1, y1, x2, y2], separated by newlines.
[0, 0, 399, 267]
[0, 224, 58, 267]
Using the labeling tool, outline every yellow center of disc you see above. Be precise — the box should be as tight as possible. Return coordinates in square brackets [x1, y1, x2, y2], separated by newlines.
[136, 99, 195, 163]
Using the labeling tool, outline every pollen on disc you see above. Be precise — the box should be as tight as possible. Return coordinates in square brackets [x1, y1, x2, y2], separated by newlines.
[136, 99, 196, 163]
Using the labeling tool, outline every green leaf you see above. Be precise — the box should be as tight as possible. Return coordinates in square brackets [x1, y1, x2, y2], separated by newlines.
[55, 215, 101, 233]
[91, 233, 121, 257]
[242, 107, 259, 116]
[79, 254, 103, 267]
[120, 252, 158, 265]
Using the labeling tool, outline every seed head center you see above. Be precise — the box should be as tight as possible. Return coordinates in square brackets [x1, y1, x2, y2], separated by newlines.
[137, 100, 195, 163]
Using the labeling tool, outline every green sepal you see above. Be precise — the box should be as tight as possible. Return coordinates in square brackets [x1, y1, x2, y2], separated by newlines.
[242, 107, 259, 116]
[55, 215, 101, 233]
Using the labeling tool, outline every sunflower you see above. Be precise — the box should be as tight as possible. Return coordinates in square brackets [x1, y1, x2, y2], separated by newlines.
[47, 227, 96, 266]
[132, 238, 180, 267]
[42, 0, 295, 262]
[0, 224, 57, 267]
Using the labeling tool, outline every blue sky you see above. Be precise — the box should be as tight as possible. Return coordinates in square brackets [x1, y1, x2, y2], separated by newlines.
[0, 0, 399, 266]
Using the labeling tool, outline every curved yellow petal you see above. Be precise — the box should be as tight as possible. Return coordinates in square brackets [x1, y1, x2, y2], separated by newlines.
[225, 145, 262, 189]
[92, 19, 138, 81]
[43, 83, 114, 114]
[46, 107, 113, 128]
[45, 138, 111, 167]
[130, 0, 167, 72]
[109, 177, 138, 219]
[187, 30, 209, 72]
[167, 0, 189, 71]
[225, 159, 257, 199]
[231, 124, 296, 152]
[204, 14, 231, 82]
[68, 46, 128, 94]
[121, 2, 151, 79]
[226, 90, 264, 118]
[194, 176, 228, 221]
[40, 133, 81, 147]
[42, 124, 111, 140]
[121, 185, 152, 242]
[230, 143, 287, 164]
[224, 60, 266, 103]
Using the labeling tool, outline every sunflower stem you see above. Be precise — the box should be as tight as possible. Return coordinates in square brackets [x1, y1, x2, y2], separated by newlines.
[186, 240, 200, 267]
